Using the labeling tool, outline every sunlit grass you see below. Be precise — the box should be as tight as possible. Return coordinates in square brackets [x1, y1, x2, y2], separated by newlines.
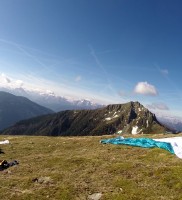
[0, 134, 182, 200]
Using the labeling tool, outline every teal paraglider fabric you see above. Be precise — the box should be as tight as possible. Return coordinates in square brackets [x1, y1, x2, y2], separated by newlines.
[100, 137, 175, 154]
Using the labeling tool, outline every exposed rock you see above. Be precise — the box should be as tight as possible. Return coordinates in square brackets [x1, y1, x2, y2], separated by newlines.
[1, 101, 172, 136]
[32, 177, 53, 184]
[88, 193, 102, 200]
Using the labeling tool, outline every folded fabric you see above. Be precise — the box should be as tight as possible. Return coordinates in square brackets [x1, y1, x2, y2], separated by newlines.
[100, 136, 175, 155]
[0, 140, 9, 145]
[154, 137, 182, 159]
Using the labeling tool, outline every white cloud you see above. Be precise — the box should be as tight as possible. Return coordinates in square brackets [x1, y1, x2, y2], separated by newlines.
[0, 73, 11, 84]
[146, 103, 169, 110]
[0, 73, 25, 89]
[0, 74, 12, 87]
[15, 80, 24, 87]
[0, 73, 126, 105]
[118, 90, 130, 97]
[134, 82, 158, 96]
[75, 75, 82, 82]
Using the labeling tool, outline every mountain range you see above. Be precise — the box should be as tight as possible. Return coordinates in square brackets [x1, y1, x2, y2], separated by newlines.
[1, 101, 171, 136]
[0, 85, 182, 132]
[0, 91, 53, 130]
[157, 115, 182, 133]
[0, 86, 102, 112]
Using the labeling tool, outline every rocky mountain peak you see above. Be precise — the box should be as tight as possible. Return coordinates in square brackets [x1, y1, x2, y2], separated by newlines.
[1, 101, 172, 136]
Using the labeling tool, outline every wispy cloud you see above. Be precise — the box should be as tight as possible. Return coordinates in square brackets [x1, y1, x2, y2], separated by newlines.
[160, 69, 169, 76]
[134, 82, 158, 96]
[155, 64, 182, 102]
[89, 45, 106, 75]
[146, 102, 169, 110]
[0, 39, 39, 63]
[75, 75, 82, 82]
[154, 64, 169, 77]
[88, 45, 118, 96]
[0, 73, 113, 104]
[118, 90, 131, 98]
[0, 38, 83, 79]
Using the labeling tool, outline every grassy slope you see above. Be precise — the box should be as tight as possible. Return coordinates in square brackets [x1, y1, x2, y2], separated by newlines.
[0, 134, 182, 200]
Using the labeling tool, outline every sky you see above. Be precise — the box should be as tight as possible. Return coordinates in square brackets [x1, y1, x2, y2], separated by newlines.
[0, 0, 182, 117]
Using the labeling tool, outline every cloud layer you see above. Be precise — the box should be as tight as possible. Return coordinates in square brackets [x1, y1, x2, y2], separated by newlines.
[146, 102, 169, 110]
[0, 73, 24, 88]
[134, 82, 158, 96]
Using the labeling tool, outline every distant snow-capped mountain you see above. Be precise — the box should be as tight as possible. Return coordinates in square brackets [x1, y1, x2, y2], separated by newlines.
[1, 83, 182, 132]
[0, 86, 103, 112]
[145, 106, 182, 132]
[156, 115, 182, 133]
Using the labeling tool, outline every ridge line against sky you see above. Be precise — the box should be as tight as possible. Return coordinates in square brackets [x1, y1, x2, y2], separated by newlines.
[0, 0, 182, 117]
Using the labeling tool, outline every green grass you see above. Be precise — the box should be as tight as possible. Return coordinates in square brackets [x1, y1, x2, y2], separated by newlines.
[0, 134, 182, 200]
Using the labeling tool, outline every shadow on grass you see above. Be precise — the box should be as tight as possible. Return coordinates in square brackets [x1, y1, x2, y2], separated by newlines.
[0, 148, 4, 154]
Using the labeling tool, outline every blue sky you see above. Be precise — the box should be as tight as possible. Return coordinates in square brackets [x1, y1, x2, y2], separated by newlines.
[0, 0, 182, 116]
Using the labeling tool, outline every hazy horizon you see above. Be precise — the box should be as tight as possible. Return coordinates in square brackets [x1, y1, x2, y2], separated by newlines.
[0, 0, 182, 117]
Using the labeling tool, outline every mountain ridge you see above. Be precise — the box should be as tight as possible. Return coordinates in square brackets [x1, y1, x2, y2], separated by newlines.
[0, 91, 54, 130]
[1, 101, 172, 136]
[0, 87, 102, 112]
[1, 87, 181, 132]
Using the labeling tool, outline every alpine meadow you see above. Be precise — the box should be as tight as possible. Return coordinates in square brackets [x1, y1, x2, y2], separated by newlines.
[1, 1, 182, 200]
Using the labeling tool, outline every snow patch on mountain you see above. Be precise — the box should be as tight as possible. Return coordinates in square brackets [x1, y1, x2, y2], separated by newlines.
[132, 126, 139, 135]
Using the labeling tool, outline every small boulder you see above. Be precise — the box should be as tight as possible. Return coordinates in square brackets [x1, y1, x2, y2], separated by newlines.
[88, 193, 102, 200]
